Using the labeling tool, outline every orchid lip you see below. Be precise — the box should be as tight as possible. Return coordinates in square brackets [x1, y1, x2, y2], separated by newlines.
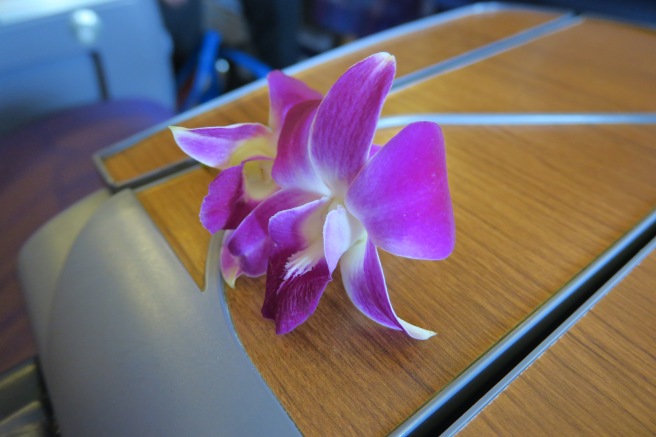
[284, 240, 324, 281]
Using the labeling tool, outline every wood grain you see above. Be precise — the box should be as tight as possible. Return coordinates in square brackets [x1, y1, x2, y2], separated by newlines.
[138, 124, 656, 435]
[129, 13, 656, 437]
[102, 9, 560, 184]
[225, 125, 656, 436]
[383, 19, 656, 114]
[460, 248, 656, 436]
[293, 9, 562, 92]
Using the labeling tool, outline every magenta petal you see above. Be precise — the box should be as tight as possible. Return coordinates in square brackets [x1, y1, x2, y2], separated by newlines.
[369, 144, 382, 159]
[228, 189, 320, 276]
[265, 198, 330, 296]
[265, 256, 331, 334]
[170, 124, 271, 169]
[200, 165, 256, 233]
[267, 70, 322, 130]
[264, 198, 332, 334]
[340, 239, 436, 340]
[310, 53, 395, 193]
[346, 122, 455, 260]
[271, 100, 329, 194]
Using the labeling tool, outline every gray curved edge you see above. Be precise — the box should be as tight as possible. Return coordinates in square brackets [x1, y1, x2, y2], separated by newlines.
[21, 190, 298, 436]
[443, 236, 656, 435]
[18, 189, 111, 357]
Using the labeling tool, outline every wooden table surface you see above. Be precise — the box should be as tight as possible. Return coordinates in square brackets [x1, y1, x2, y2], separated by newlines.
[11, 4, 656, 435]
[100, 7, 562, 186]
[130, 7, 656, 435]
[459, 241, 656, 435]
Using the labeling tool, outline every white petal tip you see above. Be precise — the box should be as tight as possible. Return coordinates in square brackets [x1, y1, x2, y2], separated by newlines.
[399, 320, 437, 340]
[223, 276, 238, 289]
[373, 52, 395, 64]
[409, 330, 437, 341]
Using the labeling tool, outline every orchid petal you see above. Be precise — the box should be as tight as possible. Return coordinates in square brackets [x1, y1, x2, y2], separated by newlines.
[340, 238, 436, 340]
[170, 124, 272, 169]
[200, 165, 254, 233]
[220, 231, 242, 288]
[323, 205, 364, 273]
[271, 100, 330, 194]
[310, 53, 395, 194]
[369, 144, 382, 159]
[228, 189, 320, 276]
[265, 256, 331, 334]
[267, 70, 322, 130]
[346, 122, 455, 260]
[264, 198, 332, 334]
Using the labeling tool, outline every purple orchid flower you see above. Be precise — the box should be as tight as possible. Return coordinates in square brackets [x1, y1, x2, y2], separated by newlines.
[170, 71, 322, 232]
[227, 53, 455, 339]
[170, 72, 322, 286]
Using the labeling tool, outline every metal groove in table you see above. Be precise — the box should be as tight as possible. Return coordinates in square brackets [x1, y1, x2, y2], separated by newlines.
[93, 6, 565, 190]
[398, 210, 656, 435]
[454, 237, 656, 435]
[390, 13, 580, 92]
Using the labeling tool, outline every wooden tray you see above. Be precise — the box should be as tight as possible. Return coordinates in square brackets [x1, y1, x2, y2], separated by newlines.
[88, 4, 656, 435]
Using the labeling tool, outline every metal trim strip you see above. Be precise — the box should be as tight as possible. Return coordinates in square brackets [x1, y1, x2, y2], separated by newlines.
[443, 234, 656, 435]
[377, 113, 656, 127]
[121, 112, 656, 193]
[391, 208, 656, 436]
[391, 13, 580, 92]
[286, 2, 573, 82]
[132, 164, 202, 194]
[93, 2, 573, 191]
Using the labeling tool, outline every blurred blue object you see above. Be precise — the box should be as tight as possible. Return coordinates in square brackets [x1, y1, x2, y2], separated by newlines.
[0, 0, 175, 136]
[176, 30, 272, 112]
[176, 31, 223, 112]
[222, 47, 273, 80]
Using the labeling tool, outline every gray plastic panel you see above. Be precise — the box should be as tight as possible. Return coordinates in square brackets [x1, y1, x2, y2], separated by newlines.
[37, 190, 298, 436]
[18, 190, 110, 356]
